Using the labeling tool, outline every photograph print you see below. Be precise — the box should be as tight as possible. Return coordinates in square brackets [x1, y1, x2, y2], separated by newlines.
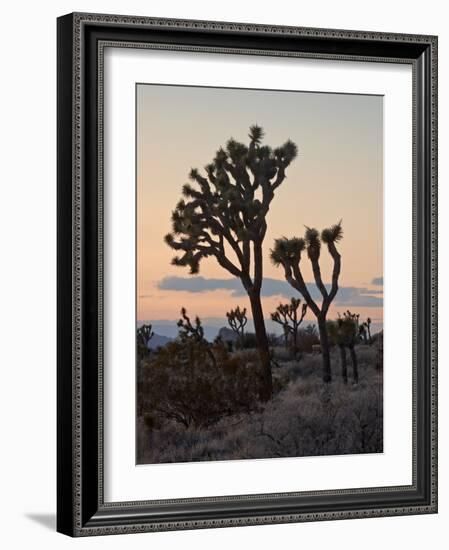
[136, 84, 383, 465]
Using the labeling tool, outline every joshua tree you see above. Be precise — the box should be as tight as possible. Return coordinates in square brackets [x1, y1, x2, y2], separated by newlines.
[270, 221, 343, 383]
[340, 311, 359, 383]
[177, 307, 216, 367]
[365, 317, 372, 344]
[270, 298, 307, 355]
[137, 324, 154, 359]
[226, 306, 248, 349]
[359, 323, 368, 344]
[358, 316, 372, 345]
[327, 318, 348, 383]
[177, 307, 205, 343]
[165, 125, 298, 400]
[328, 312, 360, 383]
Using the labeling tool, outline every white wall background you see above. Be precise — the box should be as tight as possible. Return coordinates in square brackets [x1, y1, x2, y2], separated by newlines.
[0, 1, 446, 548]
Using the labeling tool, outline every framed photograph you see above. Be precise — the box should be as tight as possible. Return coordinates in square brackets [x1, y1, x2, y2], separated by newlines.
[57, 12, 438, 536]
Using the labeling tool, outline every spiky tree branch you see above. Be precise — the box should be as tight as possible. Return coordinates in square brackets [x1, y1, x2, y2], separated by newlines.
[165, 126, 298, 281]
[177, 307, 216, 367]
[177, 307, 205, 343]
[270, 298, 307, 353]
[270, 221, 343, 382]
[226, 306, 248, 348]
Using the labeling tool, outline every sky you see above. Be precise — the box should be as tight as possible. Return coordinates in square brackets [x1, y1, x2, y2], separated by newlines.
[137, 84, 383, 335]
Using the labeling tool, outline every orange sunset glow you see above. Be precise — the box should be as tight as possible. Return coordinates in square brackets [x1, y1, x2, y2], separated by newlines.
[137, 84, 383, 338]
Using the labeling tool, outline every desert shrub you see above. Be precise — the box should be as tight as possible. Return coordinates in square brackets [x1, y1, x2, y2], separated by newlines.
[241, 332, 258, 349]
[297, 324, 320, 353]
[267, 332, 281, 346]
[138, 340, 262, 429]
[270, 346, 293, 361]
[137, 369, 383, 463]
[137, 338, 383, 464]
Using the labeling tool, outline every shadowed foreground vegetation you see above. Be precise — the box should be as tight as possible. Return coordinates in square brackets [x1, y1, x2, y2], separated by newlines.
[137, 337, 382, 464]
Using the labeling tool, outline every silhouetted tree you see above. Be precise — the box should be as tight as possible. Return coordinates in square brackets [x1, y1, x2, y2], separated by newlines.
[165, 125, 299, 400]
[359, 323, 368, 344]
[340, 311, 360, 383]
[270, 221, 343, 383]
[359, 317, 373, 345]
[137, 324, 154, 359]
[177, 308, 216, 368]
[177, 307, 204, 343]
[365, 317, 372, 344]
[327, 318, 348, 383]
[270, 298, 307, 355]
[226, 306, 248, 348]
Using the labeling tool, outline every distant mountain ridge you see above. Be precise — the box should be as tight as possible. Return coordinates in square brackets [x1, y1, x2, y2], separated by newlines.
[147, 333, 172, 350]
[139, 319, 383, 344]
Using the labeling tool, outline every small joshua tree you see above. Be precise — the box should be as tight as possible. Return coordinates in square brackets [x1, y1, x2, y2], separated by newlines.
[327, 318, 349, 384]
[270, 298, 307, 355]
[365, 317, 372, 344]
[359, 317, 373, 345]
[177, 307, 216, 367]
[177, 307, 205, 343]
[226, 306, 248, 349]
[165, 125, 299, 400]
[359, 323, 368, 344]
[137, 324, 154, 359]
[340, 311, 360, 383]
[358, 316, 372, 345]
[270, 221, 343, 383]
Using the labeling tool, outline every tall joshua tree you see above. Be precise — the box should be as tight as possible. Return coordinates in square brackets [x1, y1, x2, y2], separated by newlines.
[270, 221, 343, 383]
[226, 306, 248, 349]
[165, 125, 298, 400]
[270, 298, 307, 354]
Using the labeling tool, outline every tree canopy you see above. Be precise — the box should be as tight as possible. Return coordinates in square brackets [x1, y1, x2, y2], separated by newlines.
[165, 124, 298, 285]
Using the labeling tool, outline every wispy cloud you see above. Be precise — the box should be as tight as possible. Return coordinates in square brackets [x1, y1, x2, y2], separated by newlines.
[371, 276, 383, 286]
[158, 276, 383, 307]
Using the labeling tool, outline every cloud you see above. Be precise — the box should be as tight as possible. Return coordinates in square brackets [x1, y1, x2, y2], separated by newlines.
[371, 276, 383, 286]
[158, 276, 383, 307]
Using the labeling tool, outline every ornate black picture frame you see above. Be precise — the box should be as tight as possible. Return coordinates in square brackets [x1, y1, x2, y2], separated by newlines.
[57, 12, 438, 537]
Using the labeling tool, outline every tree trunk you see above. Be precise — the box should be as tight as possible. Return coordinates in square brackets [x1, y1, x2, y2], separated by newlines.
[339, 344, 348, 384]
[349, 344, 359, 383]
[248, 291, 273, 401]
[292, 327, 298, 357]
[239, 328, 244, 350]
[317, 316, 332, 383]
